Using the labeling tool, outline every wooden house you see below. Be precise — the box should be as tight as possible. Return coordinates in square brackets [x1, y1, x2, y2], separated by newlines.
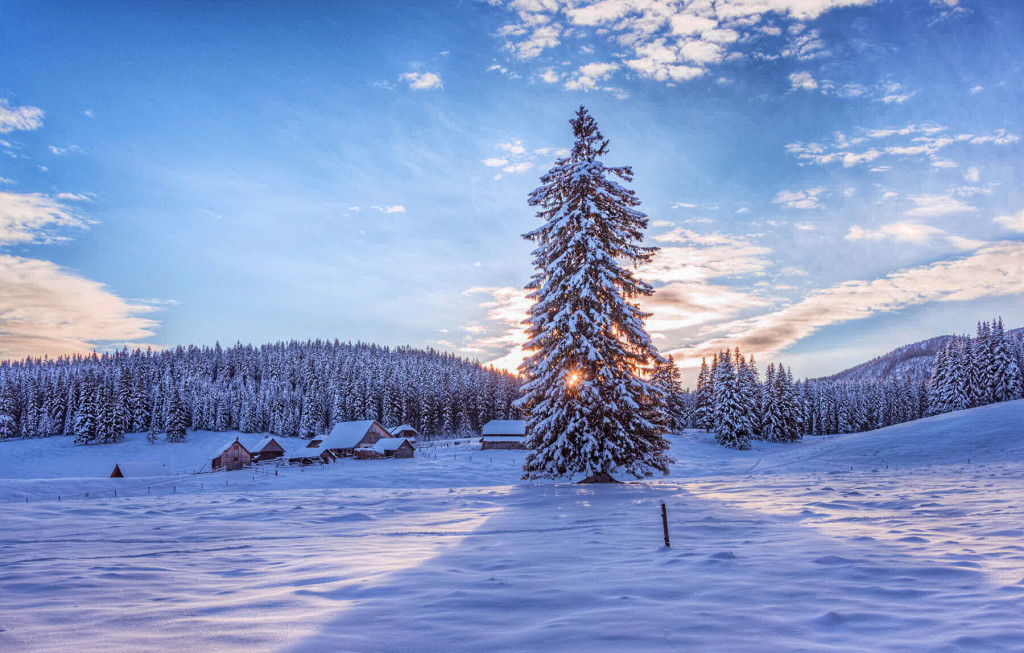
[286, 444, 336, 465]
[389, 424, 419, 441]
[370, 437, 415, 459]
[211, 438, 253, 471]
[110, 462, 169, 478]
[240, 435, 286, 462]
[480, 419, 529, 450]
[321, 420, 392, 457]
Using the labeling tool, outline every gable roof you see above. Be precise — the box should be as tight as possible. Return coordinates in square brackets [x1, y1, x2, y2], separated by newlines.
[322, 420, 385, 449]
[238, 435, 282, 453]
[286, 444, 330, 459]
[389, 424, 418, 435]
[210, 437, 252, 460]
[111, 462, 169, 477]
[372, 438, 414, 452]
[481, 420, 526, 436]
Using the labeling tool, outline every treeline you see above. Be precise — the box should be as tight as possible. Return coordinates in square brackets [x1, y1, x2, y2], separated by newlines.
[927, 317, 1024, 414]
[655, 315, 1023, 449]
[0, 340, 521, 443]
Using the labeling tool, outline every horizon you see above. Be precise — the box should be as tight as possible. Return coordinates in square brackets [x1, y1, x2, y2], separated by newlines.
[3, 0, 1023, 384]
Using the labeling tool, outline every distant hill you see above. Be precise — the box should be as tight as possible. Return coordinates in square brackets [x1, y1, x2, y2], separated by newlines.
[822, 326, 1023, 384]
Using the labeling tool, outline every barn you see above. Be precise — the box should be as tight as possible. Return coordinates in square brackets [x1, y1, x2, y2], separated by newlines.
[321, 420, 392, 457]
[370, 437, 415, 459]
[110, 462, 170, 478]
[240, 435, 286, 462]
[389, 424, 419, 441]
[480, 419, 528, 450]
[286, 444, 335, 465]
[211, 438, 253, 471]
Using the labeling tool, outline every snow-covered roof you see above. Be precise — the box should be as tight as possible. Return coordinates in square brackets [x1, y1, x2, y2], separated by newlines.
[481, 420, 526, 436]
[209, 437, 251, 460]
[322, 420, 382, 449]
[238, 435, 281, 452]
[286, 444, 329, 459]
[389, 424, 418, 435]
[111, 462, 170, 477]
[372, 438, 414, 452]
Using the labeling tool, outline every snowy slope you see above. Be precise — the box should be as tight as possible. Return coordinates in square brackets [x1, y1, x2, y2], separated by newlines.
[3, 401, 1024, 651]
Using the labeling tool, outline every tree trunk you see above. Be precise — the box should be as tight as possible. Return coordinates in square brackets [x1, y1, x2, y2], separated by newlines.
[578, 470, 620, 484]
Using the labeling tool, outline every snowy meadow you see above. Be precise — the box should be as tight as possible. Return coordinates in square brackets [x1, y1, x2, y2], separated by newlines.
[3, 400, 1024, 651]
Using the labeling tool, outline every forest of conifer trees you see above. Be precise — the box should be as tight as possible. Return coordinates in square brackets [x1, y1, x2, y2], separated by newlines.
[0, 340, 521, 443]
[0, 318, 1020, 448]
[661, 316, 1024, 449]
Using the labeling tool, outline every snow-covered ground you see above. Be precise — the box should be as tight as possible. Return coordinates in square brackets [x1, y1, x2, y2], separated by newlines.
[3, 401, 1024, 651]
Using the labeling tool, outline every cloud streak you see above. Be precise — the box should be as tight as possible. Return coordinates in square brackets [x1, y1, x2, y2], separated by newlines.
[0, 255, 160, 361]
[668, 241, 1024, 365]
[0, 98, 44, 133]
[0, 191, 87, 245]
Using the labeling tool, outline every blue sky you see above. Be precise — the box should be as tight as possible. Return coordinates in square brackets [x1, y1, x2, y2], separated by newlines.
[1, 0, 1022, 382]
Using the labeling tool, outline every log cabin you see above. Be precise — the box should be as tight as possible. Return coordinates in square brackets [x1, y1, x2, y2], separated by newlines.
[389, 424, 420, 441]
[321, 420, 392, 457]
[211, 437, 253, 471]
[480, 419, 529, 450]
[240, 435, 286, 462]
[371, 437, 415, 458]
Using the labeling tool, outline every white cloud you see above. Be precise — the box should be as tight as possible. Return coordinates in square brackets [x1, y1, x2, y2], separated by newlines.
[564, 61, 620, 91]
[502, 161, 533, 173]
[370, 205, 405, 213]
[668, 241, 1024, 365]
[496, 0, 889, 87]
[483, 158, 509, 167]
[56, 192, 92, 202]
[498, 140, 527, 155]
[964, 166, 980, 183]
[539, 67, 561, 83]
[772, 187, 825, 209]
[0, 255, 159, 361]
[845, 221, 982, 249]
[0, 98, 44, 133]
[458, 286, 533, 372]
[789, 71, 817, 90]
[994, 210, 1024, 233]
[48, 144, 82, 156]
[399, 71, 443, 90]
[0, 191, 87, 245]
[786, 124, 1018, 168]
[903, 193, 977, 217]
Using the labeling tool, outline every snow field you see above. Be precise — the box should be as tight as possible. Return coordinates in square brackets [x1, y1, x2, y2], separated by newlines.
[2, 400, 1023, 651]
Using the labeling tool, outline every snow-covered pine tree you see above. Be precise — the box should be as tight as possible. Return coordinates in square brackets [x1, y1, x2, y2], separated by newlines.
[73, 376, 99, 445]
[0, 384, 17, 440]
[694, 357, 714, 432]
[165, 386, 188, 442]
[651, 355, 687, 433]
[516, 106, 670, 481]
[781, 366, 801, 442]
[761, 363, 781, 442]
[737, 351, 761, 438]
[712, 350, 750, 449]
[991, 317, 1022, 402]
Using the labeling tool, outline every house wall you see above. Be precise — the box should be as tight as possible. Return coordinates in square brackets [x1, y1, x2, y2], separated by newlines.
[215, 442, 252, 470]
[391, 443, 414, 458]
[482, 439, 528, 450]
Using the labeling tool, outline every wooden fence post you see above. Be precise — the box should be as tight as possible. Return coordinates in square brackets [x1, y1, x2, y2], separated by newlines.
[661, 502, 670, 547]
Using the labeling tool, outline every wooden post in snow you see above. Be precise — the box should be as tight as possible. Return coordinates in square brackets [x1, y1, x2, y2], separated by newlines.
[661, 502, 670, 547]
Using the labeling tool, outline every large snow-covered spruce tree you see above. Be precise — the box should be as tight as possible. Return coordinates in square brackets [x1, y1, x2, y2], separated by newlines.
[516, 106, 670, 482]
